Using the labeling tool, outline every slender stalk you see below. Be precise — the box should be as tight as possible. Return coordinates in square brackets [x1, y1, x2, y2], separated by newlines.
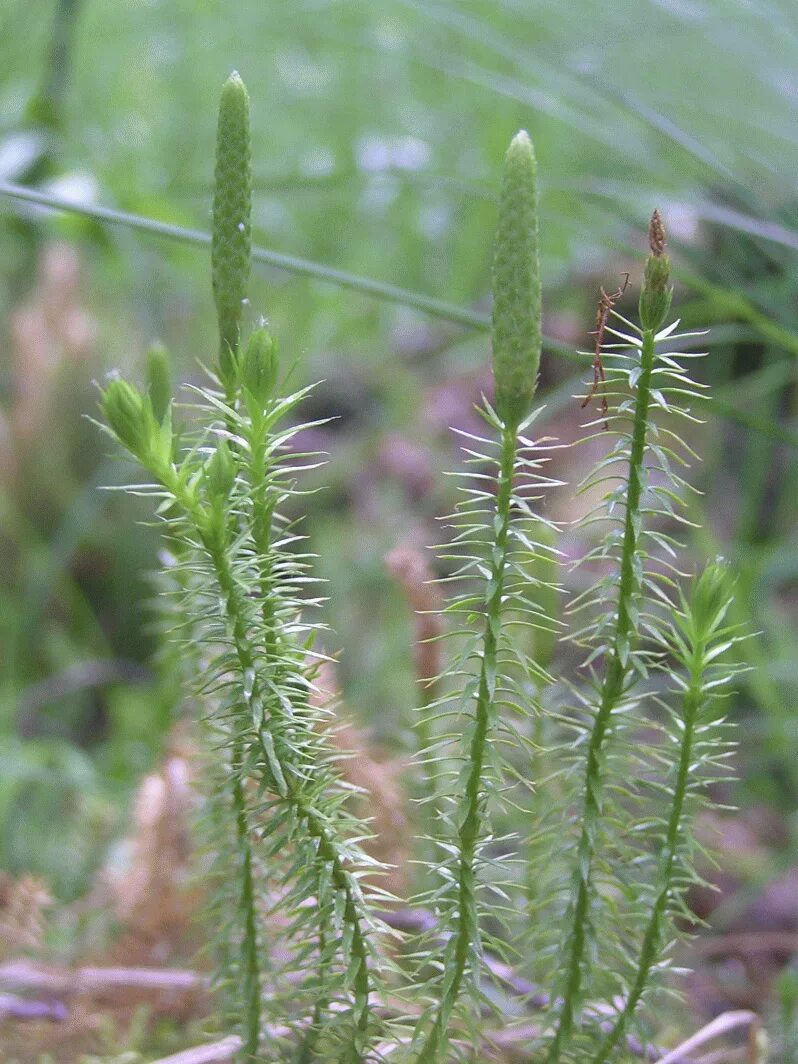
[206, 540, 263, 1061]
[229, 773, 262, 1059]
[247, 417, 278, 661]
[166, 472, 372, 1060]
[302, 819, 371, 1063]
[27, 0, 83, 136]
[296, 921, 331, 1064]
[241, 401, 367, 1057]
[0, 180, 492, 334]
[592, 639, 702, 1064]
[416, 421, 517, 1062]
[547, 327, 656, 1063]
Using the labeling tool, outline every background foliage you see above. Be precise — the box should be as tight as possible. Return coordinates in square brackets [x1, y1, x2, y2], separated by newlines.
[1, 0, 798, 1055]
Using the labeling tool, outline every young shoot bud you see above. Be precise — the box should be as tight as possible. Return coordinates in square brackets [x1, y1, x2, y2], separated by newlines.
[102, 378, 148, 459]
[242, 326, 278, 404]
[639, 209, 672, 332]
[687, 559, 733, 638]
[491, 129, 541, 428]
[102, 376, 172, 473]
[146, 341, 172, 424]
[204, 439, 236, 502]
[212, 71, 252, 389]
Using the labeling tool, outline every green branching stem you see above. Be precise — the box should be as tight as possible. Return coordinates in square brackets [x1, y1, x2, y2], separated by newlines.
[547, 326, 656, 1063]
[297, 921, 331, 1064]
[305, 823, 371, 1063]
[592, 640, 702, 1064]
[230, 765, 263, 1058]
[246, 412, 278, 659]
[247, 417, 371, 1055]
[122, 460, 261, 1054]
[184, 387, 277, 1061]
[162, 470, 372, 1060]
[204, 536, 263, 1060]
[417, 420, 518, 1062]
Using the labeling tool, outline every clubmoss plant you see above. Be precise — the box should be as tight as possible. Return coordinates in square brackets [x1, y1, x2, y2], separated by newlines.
[94, 76, 743, 1063]
[533, 213, 738, 1063]
[100, 74, 388, 1063]
[544, 216, 673, 1063]
[592, 560, 741, 1064]
[408, 129, 559, 1062]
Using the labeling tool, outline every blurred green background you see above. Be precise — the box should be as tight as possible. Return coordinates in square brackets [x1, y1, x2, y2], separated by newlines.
[1, 0, 797, 1008]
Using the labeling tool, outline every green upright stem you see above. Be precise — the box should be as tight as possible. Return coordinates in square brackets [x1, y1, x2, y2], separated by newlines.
[207, 540, 263, 1061]
[298, 810, 371, 1063]
[592, 642, 702, 1064]
[417, 422, 517, 1062]
[152, 473, 262, 1057]
[547, 328, 656, 1063]
[248, 425, 278, 660]
[231, 767, 262, 1059]
[296, 921, 331, 1064]
[165, 472, 371, 1062]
